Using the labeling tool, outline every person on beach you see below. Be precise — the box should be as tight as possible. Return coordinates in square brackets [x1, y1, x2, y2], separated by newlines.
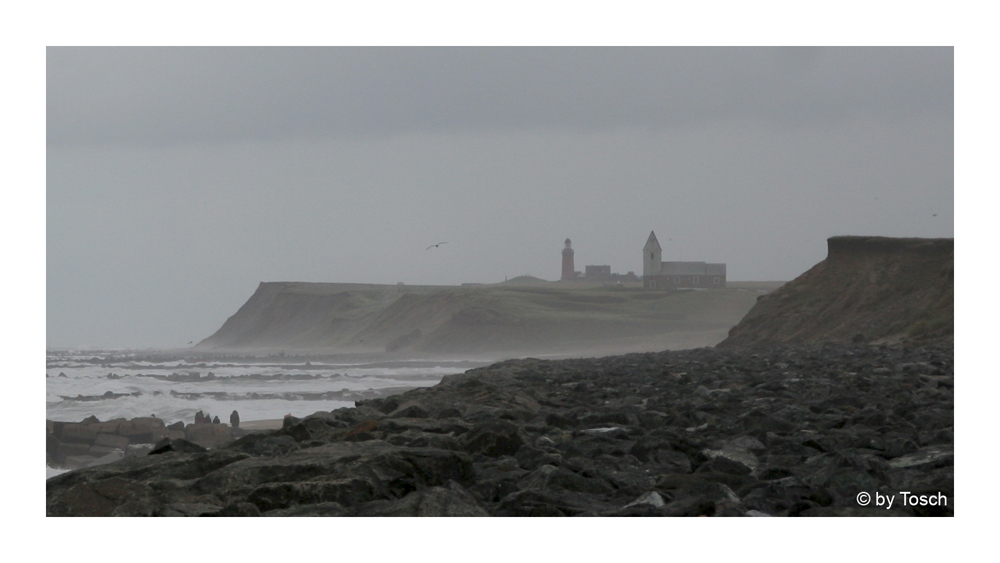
[195, 411, 204, 424]
[212, 415, 220, 424]
[230, 410, 240, 429]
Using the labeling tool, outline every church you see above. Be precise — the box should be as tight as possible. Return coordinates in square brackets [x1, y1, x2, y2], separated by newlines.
[642, 231, 726, 289]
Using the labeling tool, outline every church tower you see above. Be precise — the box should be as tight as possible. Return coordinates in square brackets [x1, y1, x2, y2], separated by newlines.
[643, 231, 662, 277]
[561, 238, 575, 280]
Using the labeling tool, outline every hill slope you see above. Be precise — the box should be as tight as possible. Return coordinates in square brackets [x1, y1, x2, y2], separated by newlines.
[718, 236, 953, 348]
[197, 282, 777, 356]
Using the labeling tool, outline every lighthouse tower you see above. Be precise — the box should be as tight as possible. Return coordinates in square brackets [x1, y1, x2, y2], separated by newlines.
[561, 238, 575, 280]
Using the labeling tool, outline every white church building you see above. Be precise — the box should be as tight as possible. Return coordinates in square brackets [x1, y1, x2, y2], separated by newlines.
[642, 231, 726, 289]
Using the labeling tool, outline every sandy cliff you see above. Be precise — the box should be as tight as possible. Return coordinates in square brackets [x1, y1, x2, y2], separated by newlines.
[718, 236, 953, 348]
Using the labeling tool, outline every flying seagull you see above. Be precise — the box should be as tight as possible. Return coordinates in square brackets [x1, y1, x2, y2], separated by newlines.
[426, 242, 448, 250]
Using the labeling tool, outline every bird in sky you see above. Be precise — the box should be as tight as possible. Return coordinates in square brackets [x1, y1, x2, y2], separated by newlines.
[426, 242, 448, 250]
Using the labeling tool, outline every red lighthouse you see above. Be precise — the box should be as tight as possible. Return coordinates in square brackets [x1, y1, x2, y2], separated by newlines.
[561, 238, 575, 280]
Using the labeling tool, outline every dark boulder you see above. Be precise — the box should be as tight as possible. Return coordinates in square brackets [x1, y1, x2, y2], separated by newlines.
[460, 420, 526, 457]
[47, 343, 952, 518]
[149, 438, 208, 455]
[352, 485, 488, 516]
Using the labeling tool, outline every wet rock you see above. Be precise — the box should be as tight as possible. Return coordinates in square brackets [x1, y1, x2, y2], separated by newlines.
[278, 417, 338, 443]
[352, 485, 489, 516]
[379, 417, 471, 436]
[161, 502, 224, 517]
[698, 455, 753, 476]
[495, 488, 614, 517]
[460, 420, 525, 457]
[624, 490, 665, 509]
[47, 476, 154, 516]
[118, 418, 167, 443]
[61, 423, 100, 444]
[263, 502, 345, 516]
[385, 430, 462, 451]
[207, 501, 262, 516]
[63, 455, 98, 469]
[226, 434, 299, 457]
[888, 445, 953, 470]
[515, 445, 564, 471]
[518, 464, 615, 495]
[699, 445, 759, 475]
[149, 438, 208, 455]
[58, 442, 92, 460]
[390, 403, 430, 419]
[88, 450, 125, 467]
[47, 343, 951, 517]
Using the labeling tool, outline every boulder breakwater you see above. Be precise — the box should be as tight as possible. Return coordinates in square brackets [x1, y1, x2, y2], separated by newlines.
[47, 343, 953, 516]
[47, 415, 247, 471]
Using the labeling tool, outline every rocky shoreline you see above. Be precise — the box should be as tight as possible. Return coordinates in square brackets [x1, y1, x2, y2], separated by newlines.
[47, 415, 261, 471]
[46, 343, 953, 516]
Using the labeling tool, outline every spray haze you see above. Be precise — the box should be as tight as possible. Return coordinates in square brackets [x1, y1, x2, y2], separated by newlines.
[46, 47, 953, 349]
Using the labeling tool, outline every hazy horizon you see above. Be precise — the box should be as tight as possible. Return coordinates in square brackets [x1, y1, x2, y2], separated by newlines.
[47, 47, 954, 349]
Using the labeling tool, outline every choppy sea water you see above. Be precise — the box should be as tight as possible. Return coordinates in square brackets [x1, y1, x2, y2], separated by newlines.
[46, 349, 490, 479]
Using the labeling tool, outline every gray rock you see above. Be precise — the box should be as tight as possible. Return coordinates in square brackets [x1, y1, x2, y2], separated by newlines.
[47, 343, 952, 517]
[888, 445, 953, 470]
[353, 486, 489, 516]
[624, 491, 666, 509]
[460, 420, 525, 457]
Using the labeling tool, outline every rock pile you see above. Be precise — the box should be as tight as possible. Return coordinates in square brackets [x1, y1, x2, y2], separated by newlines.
[47, 344, 953, 516]
[47, 416, 236, 470]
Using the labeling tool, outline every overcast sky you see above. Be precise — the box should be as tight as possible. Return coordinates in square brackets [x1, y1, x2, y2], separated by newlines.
[47, 47, 953, 349]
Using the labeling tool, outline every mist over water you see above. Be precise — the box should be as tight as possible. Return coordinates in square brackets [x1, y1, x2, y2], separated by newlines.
[46, 350, 488, 425]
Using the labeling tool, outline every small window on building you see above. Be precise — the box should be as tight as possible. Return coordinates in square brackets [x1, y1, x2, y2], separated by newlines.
[693, 277, 700, 285]
[714, 277, 720, 285]
[674, 277, 680, 284]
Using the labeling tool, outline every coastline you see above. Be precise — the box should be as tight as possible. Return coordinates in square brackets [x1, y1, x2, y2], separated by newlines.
[47, 343, 954, 515]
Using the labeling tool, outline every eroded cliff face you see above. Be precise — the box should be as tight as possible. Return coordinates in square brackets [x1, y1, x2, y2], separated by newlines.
[718, 237, 953, 348]
[196, 282, 401, 351]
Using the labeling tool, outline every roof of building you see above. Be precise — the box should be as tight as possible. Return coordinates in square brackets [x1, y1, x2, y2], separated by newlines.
[644, 231, 661, 252]
[658, 262, 726, 276]
[661, 261, 708, 275]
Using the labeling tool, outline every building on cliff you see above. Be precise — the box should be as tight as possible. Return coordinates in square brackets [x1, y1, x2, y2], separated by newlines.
[642, 231, 726, 289]
[583, 264, 639, 283]
[560, 238, 638, 283]
[561, 239, 577, 280]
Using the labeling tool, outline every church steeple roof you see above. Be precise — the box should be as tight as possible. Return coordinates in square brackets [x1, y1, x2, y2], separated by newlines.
[644, 230, 661, 252]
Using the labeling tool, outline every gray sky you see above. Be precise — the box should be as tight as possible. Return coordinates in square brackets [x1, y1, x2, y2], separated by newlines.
[47, 47, 953, 349]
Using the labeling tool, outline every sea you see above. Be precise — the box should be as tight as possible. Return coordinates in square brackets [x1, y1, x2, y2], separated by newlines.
[46, 349, 492, 479]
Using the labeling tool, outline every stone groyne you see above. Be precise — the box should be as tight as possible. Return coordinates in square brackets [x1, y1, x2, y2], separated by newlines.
[47, 416, 241, 471]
